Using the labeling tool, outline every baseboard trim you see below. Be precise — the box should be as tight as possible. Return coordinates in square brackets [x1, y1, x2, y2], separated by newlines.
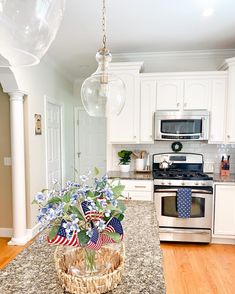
[212, 237, 235, 245]
[0, 223, 40, 240]
[27, 223, 40, 239]
[0, 228, 13, 238]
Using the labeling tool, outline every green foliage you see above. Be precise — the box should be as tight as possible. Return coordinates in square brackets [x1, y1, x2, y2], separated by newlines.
[78, 230, 90, 245]
[118, 150, 132, 165]
[48, 226, 59, 241]
[103, 231, 121, 242]
[68, 206, 84, 220]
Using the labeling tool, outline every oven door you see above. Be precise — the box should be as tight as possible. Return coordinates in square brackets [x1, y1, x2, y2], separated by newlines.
[154, 188, 212, 229]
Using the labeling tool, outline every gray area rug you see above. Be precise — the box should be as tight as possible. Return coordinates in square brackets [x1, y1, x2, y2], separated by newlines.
[0, 201, 166, 294]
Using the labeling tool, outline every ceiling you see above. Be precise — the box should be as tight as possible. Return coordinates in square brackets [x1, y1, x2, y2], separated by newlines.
[47, 0, 235, 80]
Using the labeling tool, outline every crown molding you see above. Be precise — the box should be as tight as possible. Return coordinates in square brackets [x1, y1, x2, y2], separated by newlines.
[112, 49, 235, 62]
[218, 57, 235, 70]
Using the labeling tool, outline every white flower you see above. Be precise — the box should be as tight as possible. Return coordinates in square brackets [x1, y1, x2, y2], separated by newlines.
[34, 192, 46, 203]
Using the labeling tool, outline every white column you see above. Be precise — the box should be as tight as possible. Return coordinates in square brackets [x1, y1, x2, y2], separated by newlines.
[8, 91, 29, 245]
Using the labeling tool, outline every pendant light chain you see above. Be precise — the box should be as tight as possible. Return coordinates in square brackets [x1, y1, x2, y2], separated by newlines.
[102, 0, 107, 49]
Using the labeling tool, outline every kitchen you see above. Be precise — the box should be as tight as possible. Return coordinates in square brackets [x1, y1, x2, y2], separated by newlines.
[0, 1, 235, 294]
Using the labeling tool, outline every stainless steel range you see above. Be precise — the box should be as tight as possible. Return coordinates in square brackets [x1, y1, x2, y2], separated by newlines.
[153, 152, 213, 243]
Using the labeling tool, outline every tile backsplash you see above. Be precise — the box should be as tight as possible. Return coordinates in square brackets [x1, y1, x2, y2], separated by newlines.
[110, 141, 235, 173]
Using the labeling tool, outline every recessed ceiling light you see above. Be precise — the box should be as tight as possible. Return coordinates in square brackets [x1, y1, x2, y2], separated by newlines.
[202, 8, 214, 17]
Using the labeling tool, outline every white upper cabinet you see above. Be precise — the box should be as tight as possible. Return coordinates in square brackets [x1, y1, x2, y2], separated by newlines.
[156, 80, 183, 110]
[184, 79, 210, 110]
[214, 184, 235, 237]
[156, 77, 211, 111]
[107, 62, 143, 144]
[209, 78, 227, 144]
[225, 59, 235, 144]
[140, 79, 156, 143]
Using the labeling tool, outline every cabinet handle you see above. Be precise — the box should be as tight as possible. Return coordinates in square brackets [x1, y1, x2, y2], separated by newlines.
[135, 185, 147, 189]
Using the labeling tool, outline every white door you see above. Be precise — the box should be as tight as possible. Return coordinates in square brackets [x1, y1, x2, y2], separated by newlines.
[46, 101, 62, 189]
[76, 109, 106, 176]
[214, 185, 235, 236]
[184, 79, 210, 110]
[156, 80, 183, 110]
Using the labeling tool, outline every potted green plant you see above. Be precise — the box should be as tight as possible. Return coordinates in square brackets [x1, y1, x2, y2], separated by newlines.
[118, 150, 132, 172]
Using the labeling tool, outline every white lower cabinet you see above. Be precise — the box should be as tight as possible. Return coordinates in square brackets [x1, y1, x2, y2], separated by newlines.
[214, 184, 235, 238]
[120, 180, 153, 201]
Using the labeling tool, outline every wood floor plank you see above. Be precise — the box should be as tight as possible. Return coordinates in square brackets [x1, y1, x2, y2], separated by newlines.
[160, 242, 235, 294]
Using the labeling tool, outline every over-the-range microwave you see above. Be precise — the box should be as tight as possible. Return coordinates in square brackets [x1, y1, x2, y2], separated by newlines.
[154, 110, 209, 141]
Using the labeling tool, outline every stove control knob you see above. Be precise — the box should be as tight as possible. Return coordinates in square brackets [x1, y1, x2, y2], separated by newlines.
[168, 182, 172, 185]
[194, 182, 199, 186]
[181, 182, 185, 186]
[161, 182, 165, 185]
[201, 182, 205, 186]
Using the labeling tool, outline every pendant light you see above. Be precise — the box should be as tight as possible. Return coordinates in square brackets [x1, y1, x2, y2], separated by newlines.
[0, 0, 66, 67]
[81, 0, 126, 117]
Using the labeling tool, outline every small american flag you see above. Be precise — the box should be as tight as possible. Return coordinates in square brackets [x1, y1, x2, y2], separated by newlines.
[101, 217, 124, 244]
[47, 220, 80, 247]
[81, 201, 103, 221]
[87, 227, 103, 250]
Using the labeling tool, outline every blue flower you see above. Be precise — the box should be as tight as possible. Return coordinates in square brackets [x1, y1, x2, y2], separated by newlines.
[86, 228, 93, 238]
[104, 210, 111, 218]
[95, 219, 106, 231]
[34, 192, 46, 203]
[46, 208, 55, 221]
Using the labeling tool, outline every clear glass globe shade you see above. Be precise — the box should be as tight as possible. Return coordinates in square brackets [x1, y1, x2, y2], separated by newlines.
[81, 73, 126, 117]
[0, 0, 66, 67]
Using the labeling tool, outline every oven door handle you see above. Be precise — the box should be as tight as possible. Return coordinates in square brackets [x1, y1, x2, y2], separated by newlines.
[160, 228, 210, 235]
[154, 189, 212, 194]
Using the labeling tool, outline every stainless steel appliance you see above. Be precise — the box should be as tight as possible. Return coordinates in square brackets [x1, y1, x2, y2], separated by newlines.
[154, 110, 209, 141]
[153, 153, 213, 243]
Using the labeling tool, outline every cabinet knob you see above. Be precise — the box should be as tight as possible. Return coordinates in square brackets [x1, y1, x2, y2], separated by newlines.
[184, 102, 187, 108]
[227, 135, 230, 139]
[133, 135, 136, 139]
[177, 102, 180, 107]
[150, 135, 152, 138]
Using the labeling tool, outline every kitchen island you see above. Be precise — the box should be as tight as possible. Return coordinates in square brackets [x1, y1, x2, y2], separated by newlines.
[0, 201, 165, 294]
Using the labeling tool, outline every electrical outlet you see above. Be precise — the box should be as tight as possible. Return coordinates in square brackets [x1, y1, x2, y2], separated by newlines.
[4, 157, 12, 166]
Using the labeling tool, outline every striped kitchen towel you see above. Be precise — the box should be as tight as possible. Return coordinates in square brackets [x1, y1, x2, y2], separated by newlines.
[177, 188, 192, 218]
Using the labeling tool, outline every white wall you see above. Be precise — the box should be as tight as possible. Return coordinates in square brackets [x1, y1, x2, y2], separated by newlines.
[12, 56, 77, 229]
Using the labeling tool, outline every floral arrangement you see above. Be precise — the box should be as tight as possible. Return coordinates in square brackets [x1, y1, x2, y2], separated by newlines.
[33, 169, 126, 271]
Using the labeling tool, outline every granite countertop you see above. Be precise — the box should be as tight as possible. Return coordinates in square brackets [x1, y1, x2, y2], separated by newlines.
[108, 171, 153, 181]
[0, 201, 165, 294]
[213, 173, 235, 183]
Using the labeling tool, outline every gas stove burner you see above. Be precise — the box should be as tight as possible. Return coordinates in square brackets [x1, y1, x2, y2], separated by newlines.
[153, 170, 213, 181]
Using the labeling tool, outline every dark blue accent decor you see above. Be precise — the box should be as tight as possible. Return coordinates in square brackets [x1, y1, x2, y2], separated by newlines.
[177, 188, 192, 218]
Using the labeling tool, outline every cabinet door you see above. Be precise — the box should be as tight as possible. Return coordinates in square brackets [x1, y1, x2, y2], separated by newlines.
[214, 185, 235, 236]
[128, 191, 152, 201]
[184, 79, 210, 110]
[140, 80, 156, 143]
[226, 69, 235, 143]
[156, 80, 183, 110]
[209, 79, 227, 144]
[108, 72, 139, 143]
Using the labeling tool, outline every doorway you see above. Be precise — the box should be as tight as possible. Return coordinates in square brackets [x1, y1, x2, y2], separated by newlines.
[45, 98, 63, 189]
[74, 108, 106, 177]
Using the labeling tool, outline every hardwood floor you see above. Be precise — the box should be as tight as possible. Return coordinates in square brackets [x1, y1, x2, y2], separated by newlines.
[161, 242, 235, 294]
[0, 238, 234, 294]
[0, 238, 29, 269]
